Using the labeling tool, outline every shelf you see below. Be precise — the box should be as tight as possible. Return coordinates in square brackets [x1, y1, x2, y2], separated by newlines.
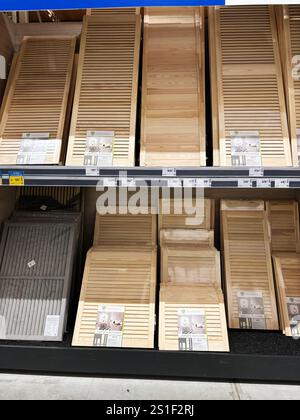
[1, 331, 300, 382]
[1, 166, 300, 188]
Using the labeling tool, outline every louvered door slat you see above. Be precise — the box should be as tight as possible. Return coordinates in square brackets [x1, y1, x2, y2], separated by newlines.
[66, 15, 141, 167]
[159, 284, 229, 352]
[0, 36, 76, 165]
[222, 210, 279, 330]
[87, 8, 140, 15]
[140, 7, 206, 166]
[277, 6, 300, 166]
[209, 6, 291, 167]
[273, 254, 300, 336]
[266, 201, 300, 253]
[72, 246, 157, 348]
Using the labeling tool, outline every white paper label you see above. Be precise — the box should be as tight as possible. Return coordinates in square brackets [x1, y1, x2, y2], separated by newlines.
[249, 167, 264, 177]
[183, 179, 196, 188]
[275, 179, 289, 188]
[287, 297, 300, 338]
[256, 178, 271, 188]
[162, 168, 176, 177]
[238, 291, 266, 330]
[86, 167, 100, 177]
[40, 205, 47, 211]
[84, 131, 114, 167]
[102, 178, 117, 187]
[94, 305, 124, 347]
[297, 129, 300, 167]
[231, 131, 261, 167]
[27, 260, 36, 269]
[16, 138, 61, 165]
[168, 179, 182, 188]
[44, 315, 60, 337]
[238, 179, 252, 188]
[196, 179, 211, 188]
[120, 178, 136, 187]
[177, 308, 208, 352]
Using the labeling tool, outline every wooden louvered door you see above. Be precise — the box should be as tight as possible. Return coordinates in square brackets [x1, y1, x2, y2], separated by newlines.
[266, 201, 300, 253]
[160, 229, 214, 247]
[72, 246, 157, 348]
[93, 213, 157, 247]
[66, 14, 141, 167]
[273, 254, 300, 336]
[209, 6, 291, 167]
[277, 6, 300, 166]
[0, 36, 76, 165]
[222, 210, 279, 330]
[141, 7, 206, 167]
[159, 284, 229, 352]
[161, 247, 221, 287]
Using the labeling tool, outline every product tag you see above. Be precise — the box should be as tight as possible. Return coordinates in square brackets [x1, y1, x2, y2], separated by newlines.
[44, 315, 60, 337]
[231, 131, 261, 167]
[120, 178, 136, 187]
[249, 167, 264, 177]
[297, 129, 300, 167]
[256, 178, 271, 188]
[238, 291, 266, 330]
[27, 260, 36, 269]
[168, 178, 182, 188]
[40, 205, 47, 211]
[275, 179, 289, 188]
[86, 167, 100, 177]
[84, 131, 114, 167]
[177, 308, 208, 352]
[17, 133, 61, 164]
[102, 178, 117, 187]
[196, 179, 211, 188]
[238, 179, 252, 188]
[287, 297, 300, 338]
[9, 171, 24, 186]
[94, 305, 124, 347]
[162, 168, 176, 177]
[183, 179, 196, 188]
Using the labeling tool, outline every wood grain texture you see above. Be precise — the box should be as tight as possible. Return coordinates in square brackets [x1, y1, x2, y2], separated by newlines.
[72, 246, 157, 348]
[266, 200, 300, 253]
[0, 15, 14, 104]
[209, 6, 292, 167]
[161, 246, 221, 286]
[276, 6, 300, 166]
[273, 253, 300, 336]
[87, 8, 140, 15]
[159, 284, 229, 352]
[66, 14, 141, 167]
[0, 36, 76, 164]
[222, 210, 279, 330]
[160, 229, 214, 247]
[141, 7, 206, 167]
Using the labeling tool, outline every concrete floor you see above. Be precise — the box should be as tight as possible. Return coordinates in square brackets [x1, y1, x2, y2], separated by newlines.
[0, 374, 299, 400]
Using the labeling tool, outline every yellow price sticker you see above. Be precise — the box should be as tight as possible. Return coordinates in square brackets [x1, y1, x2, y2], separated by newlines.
[9, 172, 24, 186]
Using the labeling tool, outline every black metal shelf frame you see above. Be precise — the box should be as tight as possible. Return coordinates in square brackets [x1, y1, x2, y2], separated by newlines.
[1, 166, 300, 187]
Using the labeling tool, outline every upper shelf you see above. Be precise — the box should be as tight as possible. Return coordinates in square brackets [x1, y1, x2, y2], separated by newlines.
[0, 1, 296, 12]
[2, 166, 300, 187]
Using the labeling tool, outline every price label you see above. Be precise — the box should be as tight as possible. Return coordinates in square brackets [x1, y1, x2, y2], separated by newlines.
[196, 179, 211, 188]
[162, 168, 177, 177]
[86, 167, 100, 177]
[183, 179, 196, 188]
[256, 178, 271, 188]
[102, 178, 117, 187]
[120, 178, 136, 187]
[249, 168, 264, 177]
[9, 171, 24, 186]
[274, 179, 289, 188]
[168, 178, 182, 188]
[238, 179, 252, 188]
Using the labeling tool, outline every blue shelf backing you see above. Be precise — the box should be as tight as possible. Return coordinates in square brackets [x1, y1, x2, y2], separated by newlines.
[0, 0, 225, 11]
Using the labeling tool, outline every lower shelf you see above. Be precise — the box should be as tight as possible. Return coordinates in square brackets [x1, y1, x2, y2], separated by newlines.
[0, 331, 300, 382]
